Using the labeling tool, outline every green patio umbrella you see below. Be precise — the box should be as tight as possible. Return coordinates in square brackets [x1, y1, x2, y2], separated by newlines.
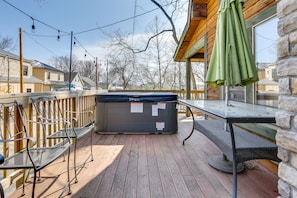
[206, 0, 258, 99]
[205, 1, 259, 195]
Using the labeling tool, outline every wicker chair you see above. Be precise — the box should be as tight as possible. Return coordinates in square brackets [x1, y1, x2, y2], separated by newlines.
[0, 100, 71, 198]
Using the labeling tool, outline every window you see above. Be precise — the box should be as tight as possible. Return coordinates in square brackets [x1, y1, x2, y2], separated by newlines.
[47, 72, 50, 80]
[23, 66, 28, 76]
[26, 88, 31, 93]
[227, 14, 278, 107]
[58, 74, 60, 81]
[253, 16, 278, 107]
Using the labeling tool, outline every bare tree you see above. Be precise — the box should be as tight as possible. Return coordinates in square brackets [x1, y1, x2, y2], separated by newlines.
[78, 60, 97, 81]
[192, 62, 205, 89]
[106, 0, 199, 91]
[137, 63, 159, 89]
[150, 0, 180, 44]
[103, 15, 183, 90]
[48, 55, 80, 72]
[144, 16, 173, 89]
[103, 33, 137, 89]
[0, 35, 14, 51]
[107, 53, 135, 89]
[115, 0, 187, 54]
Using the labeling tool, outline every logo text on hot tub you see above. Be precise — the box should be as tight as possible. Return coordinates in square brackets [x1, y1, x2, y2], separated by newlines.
[129, 98, 140, 102]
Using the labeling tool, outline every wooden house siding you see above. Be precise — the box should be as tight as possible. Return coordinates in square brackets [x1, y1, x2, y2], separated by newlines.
[186, 0, 218, 61]
[185, 0, 277, 64]
[244, 0, 277, 22]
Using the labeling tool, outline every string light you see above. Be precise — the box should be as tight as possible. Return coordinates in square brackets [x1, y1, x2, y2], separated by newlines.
[3, 0, 163, 37]
[2, 0, 70, 35]
[57, 30, 60, 41]
[73, 36, 95, 59]
[2, 0, 174, 61]
[31, 17, 35, 33]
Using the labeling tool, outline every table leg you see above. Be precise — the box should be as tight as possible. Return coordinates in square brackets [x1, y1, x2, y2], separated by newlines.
[183, 106, 195, 145]
[229, 122, 237, 198]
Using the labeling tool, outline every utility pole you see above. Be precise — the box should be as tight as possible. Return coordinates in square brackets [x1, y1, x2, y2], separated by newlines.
[7, 57, 10, 93]
[106, 59, 108, 89]
[19, 28, 24, 93]
[69, 31, 73, 91]
[95, 57, 98, 90]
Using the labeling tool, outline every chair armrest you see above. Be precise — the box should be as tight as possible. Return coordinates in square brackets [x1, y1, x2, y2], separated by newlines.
[65, 110, 94, 119]
[27, 118, 72, 127]
[65, 110, 94, 127]
[2, 136, 36, 149]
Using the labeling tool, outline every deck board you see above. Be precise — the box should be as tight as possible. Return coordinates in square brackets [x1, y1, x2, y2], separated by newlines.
[8, 116, 279, 198]
[136, 135, 150, 198]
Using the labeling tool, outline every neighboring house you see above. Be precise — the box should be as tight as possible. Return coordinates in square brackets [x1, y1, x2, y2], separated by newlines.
[81, 76, 96, 90]
[0, 49, 42, 94]
[32, 61, 67, 92]
[257, 63, 278, 93]
[64, 72, 84, 90]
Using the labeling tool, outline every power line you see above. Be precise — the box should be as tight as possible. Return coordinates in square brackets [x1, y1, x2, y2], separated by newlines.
[73, 36, 95, 59]
[74, 7, 159, 35]
[23, 28, 96, 60]
[1, 0, 159, 61]
[23, 30, 59, 57]
[2, 0, 160, 37]
[2, 0, 70, 35]
[22, 32, 69, 38]
[2, 0, 96, 60]
[132, 0, 138, 48]
[2, 0, 176, 60]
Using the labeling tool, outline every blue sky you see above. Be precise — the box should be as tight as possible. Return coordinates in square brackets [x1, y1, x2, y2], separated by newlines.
[254, 16, 278, 63]
[1, 0, 185, 63]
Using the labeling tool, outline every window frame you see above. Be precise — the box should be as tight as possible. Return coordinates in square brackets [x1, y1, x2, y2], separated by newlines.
[245, 5, 277, 106]
[47, 71, 51, 80]
[23, 65, 28, 76]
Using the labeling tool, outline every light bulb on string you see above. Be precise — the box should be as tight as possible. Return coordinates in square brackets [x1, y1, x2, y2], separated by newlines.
[31, 18, 35, 33]
[57, 30, 60, 41]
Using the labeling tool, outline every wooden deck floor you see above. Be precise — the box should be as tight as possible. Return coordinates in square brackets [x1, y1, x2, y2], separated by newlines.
[9, 116, 279, 198]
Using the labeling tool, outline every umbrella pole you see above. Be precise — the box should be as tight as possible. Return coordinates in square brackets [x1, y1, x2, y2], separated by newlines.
[225, 86, 229, 131]
[225, 86, 229, 106]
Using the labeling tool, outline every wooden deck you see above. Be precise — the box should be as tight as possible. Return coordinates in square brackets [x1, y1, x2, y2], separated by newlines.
[9, 116, 279, 198]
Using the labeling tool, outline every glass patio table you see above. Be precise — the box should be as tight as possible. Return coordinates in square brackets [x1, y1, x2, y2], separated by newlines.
[178, 99, 279, 198]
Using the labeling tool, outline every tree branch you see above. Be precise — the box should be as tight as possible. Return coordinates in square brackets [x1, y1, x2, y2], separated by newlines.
[133, 29, 172, 53]
[150, 0, 178, 44]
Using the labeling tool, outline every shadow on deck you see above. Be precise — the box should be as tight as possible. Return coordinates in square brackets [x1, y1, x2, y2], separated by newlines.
[9, 116, 278, 198]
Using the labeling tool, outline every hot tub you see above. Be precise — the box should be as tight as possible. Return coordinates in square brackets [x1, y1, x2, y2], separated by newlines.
[95, 92, 178, 134]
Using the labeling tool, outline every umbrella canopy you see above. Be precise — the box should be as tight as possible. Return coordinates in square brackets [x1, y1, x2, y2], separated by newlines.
[206, 0, 258, 87]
